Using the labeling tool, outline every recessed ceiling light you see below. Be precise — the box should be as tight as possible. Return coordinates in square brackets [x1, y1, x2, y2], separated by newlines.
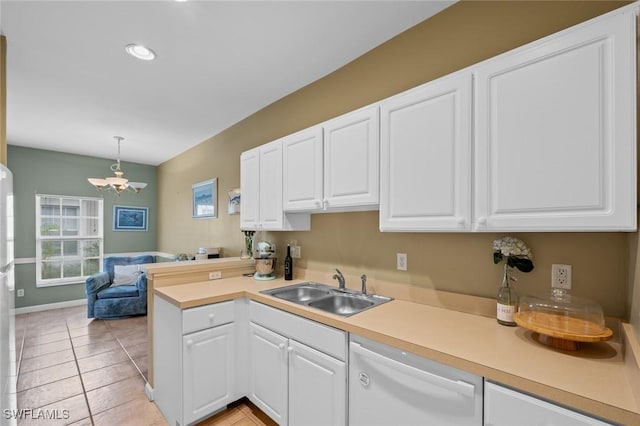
[125, 44, 156, 61]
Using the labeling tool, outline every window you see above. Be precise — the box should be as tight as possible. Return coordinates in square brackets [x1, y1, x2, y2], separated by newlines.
[36, 195, 103, 287]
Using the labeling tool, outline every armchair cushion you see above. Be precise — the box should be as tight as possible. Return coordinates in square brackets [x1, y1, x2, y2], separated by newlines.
[112, 264, 142, 286]
[96, 285, 139, 299]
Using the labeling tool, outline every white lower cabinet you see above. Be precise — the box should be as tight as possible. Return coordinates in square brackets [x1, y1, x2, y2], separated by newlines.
[484, 381, 614, 426]
[248, 301, 347, 426]
[154, 297, 241, 426]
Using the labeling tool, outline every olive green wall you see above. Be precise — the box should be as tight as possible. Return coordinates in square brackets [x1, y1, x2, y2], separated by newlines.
[8, 145, 158, 308]
[157, 1, 634, 318]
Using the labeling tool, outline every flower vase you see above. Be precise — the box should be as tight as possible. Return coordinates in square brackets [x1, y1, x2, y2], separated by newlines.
[241, 232, 254, 259]
[497, 264, 518, 326]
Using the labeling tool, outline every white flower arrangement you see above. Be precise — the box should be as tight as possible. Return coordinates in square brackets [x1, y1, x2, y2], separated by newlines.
[492, 236, 534, 272]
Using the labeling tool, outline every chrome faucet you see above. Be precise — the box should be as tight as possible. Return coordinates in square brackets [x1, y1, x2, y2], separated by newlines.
[333, 268, 345, 290]
[361, 274, 367, 295]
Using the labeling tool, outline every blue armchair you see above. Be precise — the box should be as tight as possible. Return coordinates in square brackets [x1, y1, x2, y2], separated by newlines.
[85, 255, 154, 319]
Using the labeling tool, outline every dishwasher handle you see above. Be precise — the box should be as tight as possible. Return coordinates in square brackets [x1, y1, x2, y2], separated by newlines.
[351, 342, 476, 399]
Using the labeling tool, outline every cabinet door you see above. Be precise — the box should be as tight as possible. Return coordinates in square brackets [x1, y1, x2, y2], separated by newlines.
[324, 105, 379, 210]
[283, 126, 324, 212]
[249, 323, 288, 425]
[474, 11, 636, 231]
[380, 72, 472, 231]
[288, 340, 346, 426]
[259, 140, 285, 230]
[484, 382, 613, 426]
[240, 148, 260, 230]
[183, 323, 235, 425]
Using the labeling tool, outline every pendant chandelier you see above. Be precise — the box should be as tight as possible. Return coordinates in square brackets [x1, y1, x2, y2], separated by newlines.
[88, 136, 147, 194]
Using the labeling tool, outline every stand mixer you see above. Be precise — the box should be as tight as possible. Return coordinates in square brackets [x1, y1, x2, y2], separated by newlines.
[253, 240, 276, 281]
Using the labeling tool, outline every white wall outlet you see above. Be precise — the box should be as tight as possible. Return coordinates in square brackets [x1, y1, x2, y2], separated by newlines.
[209, 271, 222, 280]
[551, 264, 572, 290]
[397, 253, 407, 271]
[291, 245, 301, 259]
[17, 289, 24, 297]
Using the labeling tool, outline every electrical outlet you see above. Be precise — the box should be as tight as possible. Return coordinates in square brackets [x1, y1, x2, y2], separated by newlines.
[397, 253, 407, 271]
[551, 264, 572, 290]
[291, 245, 301, 259]
[17, 289, 24, 297]
[209, 271, 222, 280]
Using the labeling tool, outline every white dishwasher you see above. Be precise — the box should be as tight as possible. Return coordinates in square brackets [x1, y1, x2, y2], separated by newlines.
[349, 335, 483, 426]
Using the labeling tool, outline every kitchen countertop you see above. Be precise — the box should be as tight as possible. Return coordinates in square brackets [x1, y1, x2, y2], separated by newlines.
[154, 275, 640, 425]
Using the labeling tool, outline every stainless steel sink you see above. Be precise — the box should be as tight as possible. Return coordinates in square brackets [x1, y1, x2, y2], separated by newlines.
[260, 282, 392, 317]
[268, 285, 331, 303]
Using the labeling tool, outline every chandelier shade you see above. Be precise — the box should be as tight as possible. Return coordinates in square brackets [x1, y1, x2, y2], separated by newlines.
[88, 137, 148, 194]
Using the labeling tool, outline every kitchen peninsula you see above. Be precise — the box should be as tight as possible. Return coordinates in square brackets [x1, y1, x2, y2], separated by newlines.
[152, 270, 640, 426]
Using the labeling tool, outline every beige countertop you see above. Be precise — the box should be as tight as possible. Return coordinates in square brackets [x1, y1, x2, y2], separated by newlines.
[155, 275, 640, 425]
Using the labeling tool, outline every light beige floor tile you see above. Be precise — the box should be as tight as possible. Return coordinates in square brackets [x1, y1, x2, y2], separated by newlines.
[68, 322, 108, 338]
[92, 394, 166, 426]
[19, 349, 76, 374]
[17, 376, 84, 410]
[71, 331, 116, 348]
[123, 341, 148, 358]
[80, 359, 140, 391]
[131, 354, 149, 379]
[196, 407, 245, 426]
[73, 339, 122, 359]
[86, 375, 146, 415]
[66, 316, 101, 329]
[17, 361, 78, 392]
[24, 323, 67, 338]
[67, 418, 93, 426]
[16, 394, 89, 426]
[76, 348, 129, 373]
[21, 340, 73, 359]
[23, 331, 69, 347]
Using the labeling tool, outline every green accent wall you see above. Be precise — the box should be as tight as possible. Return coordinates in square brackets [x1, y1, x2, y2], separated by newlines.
[7, 145, 157, 308]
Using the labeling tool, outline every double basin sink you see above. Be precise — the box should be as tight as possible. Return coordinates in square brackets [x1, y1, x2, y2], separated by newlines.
[260, 282, 392, 317]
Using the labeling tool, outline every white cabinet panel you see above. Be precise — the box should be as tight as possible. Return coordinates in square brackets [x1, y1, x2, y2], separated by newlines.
[240, 148, 260, 230]
[249, 323, 288, 425]
[241, 141, 310, 231]
[484, 381, 613, 426]
[288, 340, 346, 426]
[474, 10, 636, 231]
[283, 127, 324, 211]
[380, 71, 472, 231]
[183, 323, 235, 425]
[323, 105, 379, 210]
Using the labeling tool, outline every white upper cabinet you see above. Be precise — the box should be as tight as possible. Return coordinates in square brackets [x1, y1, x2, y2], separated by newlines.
[323, 105, 379, 211]
[283, 126, 324, 211]
[241, 140, 311, 231]
[380, 71, 472, 231]
[283, 105, 379, 213]
[473, 10, 636, 231]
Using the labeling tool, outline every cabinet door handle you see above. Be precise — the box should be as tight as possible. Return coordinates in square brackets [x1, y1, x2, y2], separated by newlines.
[477, 217, 487, 226]
[208, 313, 215, 323]
[278, 343, 286, 351]
[287, 346, 294, 354]
[323, 199, 328, 211]
[186, 339, 193, 348]
[457, 217, 466, 226]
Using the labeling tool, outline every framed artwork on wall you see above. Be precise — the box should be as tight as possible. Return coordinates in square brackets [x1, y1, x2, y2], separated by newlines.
[192, 178, 217, 219]
[113, 205, 148, 231]
[228, 188, 240, 215]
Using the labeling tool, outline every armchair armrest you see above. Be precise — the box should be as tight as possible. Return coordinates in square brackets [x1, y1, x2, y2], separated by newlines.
[136, 272, 148, 292]
[86, 271, 111, 295]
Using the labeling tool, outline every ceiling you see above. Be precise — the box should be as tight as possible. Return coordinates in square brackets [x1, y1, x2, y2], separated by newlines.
[1, 0, 455, 166]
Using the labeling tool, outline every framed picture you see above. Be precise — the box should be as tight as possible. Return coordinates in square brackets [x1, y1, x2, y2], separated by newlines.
[192, 178, 217, 219]
[228, 188, 240, 215]
[113, 205, 148, 231]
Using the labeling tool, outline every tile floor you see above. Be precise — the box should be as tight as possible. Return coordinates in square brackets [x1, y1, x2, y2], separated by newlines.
[15, 305, 274, 426]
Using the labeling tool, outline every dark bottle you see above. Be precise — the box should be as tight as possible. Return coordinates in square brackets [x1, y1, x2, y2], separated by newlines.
[284, 244, 293, 280]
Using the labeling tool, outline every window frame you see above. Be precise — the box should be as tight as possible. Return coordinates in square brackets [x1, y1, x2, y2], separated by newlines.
[35, 194, 104, 287]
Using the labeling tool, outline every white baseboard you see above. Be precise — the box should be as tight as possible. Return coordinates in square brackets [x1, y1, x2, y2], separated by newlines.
[14, 299, 87, 315]
[145, 382, 154, 401]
